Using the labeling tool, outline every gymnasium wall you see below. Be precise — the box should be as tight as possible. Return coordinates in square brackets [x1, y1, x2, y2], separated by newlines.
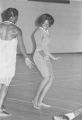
[1, 0, 82, 53]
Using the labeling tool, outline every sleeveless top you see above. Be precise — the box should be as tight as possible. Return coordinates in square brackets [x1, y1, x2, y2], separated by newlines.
[0, 38, 18, 68]
[0, 21, 18, 79]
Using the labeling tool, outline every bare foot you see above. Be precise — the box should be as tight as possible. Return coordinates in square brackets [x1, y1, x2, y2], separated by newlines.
[38, 102, 51, 108]
[0, 110, 11, 117]
[32, 100, 40, 109]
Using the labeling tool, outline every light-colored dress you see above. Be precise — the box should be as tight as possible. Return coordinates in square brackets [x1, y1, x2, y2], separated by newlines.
[0, 38, 18, 86]
[33, 27, 52, 77]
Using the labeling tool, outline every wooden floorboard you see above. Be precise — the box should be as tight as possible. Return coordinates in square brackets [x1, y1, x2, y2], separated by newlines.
[2, 54, 82, 120]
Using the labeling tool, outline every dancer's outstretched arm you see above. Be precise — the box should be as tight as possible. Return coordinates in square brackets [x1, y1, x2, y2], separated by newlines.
[43, 46, 61, 61]
[17, 29, 33, 68]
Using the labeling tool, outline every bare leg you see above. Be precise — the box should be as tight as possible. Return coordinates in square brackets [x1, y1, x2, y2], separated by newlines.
[33, 59, 54, 109]
[38, 75, 54, 108]
[33, 51, 54, 109]
[0, 84, 8, 109]
[33, 76, 50, 109]
[37, 59, 54, 108]
[0, 84, 10, 117]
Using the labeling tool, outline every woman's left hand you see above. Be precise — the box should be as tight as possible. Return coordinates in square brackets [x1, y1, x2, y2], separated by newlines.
[25, 57, 34, 69]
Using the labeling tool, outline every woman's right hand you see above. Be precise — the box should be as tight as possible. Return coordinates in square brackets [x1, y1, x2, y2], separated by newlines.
[39, 50, 46, 57]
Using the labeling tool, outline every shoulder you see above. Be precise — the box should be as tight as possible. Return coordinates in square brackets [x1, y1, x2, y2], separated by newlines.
[0, 22, 22, 33]
[9, 24, 22, 35]
[16, 26, 22, 35]
[34, 27, 43, 36]
[0, 23, 6, 32]
[0, 22, 5, 28]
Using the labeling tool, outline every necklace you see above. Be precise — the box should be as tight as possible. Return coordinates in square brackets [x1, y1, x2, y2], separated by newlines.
[3, 21, 14, 24]
[40, 27, 49, 34]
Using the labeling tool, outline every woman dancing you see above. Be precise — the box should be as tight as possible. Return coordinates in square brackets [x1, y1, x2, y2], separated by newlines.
[0, 8, 32, 117]
[33, 13, 60, 109]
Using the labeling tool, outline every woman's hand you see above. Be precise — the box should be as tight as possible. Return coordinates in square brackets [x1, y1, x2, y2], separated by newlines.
[49, 54, 62, 61]
[25, 57, 34, 69]
[52, 57, 62, 61]
[39, 50, 46, 57]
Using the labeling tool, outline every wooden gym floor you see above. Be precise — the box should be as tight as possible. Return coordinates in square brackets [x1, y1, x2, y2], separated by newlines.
[1, 53, 82, 120]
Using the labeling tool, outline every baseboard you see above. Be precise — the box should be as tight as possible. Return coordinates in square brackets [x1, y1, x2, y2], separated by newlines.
[17, 52, 82, 56]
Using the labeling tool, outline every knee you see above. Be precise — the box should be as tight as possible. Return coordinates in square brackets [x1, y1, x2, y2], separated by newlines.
[49, 74, 54, 80]
[46, 74, 54, 83]
[51, 74, 55, 79]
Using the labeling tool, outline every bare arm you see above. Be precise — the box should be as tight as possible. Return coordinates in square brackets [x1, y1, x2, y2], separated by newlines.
[17, 29, 33, 68]
[42, 38, 61, 61]
[43, 47, 61, 61]
[17, 29, 27, 58]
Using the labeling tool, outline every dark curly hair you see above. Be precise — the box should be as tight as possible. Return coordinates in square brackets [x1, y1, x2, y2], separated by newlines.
[36, 13, 54, 27]
[1, 8, 18, 21]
